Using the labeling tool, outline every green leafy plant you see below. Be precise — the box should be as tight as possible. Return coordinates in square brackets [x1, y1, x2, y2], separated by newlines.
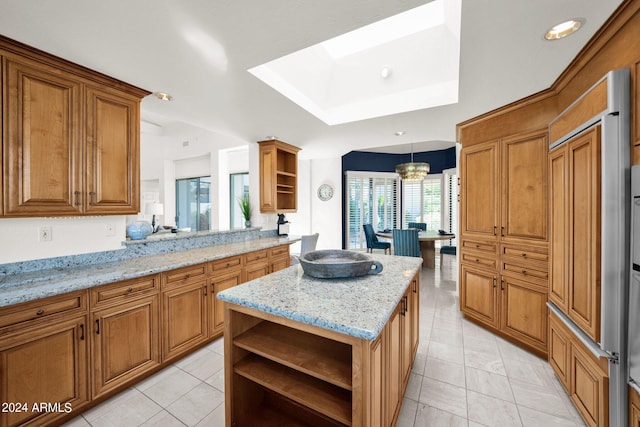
[237, 195, 252, 221]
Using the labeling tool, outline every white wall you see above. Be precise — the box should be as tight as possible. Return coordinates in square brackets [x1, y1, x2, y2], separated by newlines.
[308, 157, 342, 250]
[0, 216, 126, 264]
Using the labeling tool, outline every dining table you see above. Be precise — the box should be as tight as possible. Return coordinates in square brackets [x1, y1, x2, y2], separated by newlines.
[376, 230, 455, 268]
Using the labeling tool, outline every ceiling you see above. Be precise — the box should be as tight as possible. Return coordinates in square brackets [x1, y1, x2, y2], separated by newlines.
[0, 0, 624, 159]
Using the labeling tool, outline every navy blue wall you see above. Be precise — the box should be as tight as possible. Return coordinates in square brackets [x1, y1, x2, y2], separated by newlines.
[340, 146, 456, 248]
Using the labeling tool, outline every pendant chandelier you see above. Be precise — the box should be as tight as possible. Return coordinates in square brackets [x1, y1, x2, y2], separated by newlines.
[395, 144, 430, 181]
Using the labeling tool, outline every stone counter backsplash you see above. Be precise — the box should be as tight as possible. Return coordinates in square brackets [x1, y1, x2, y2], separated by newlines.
[0, 227, 275, 277]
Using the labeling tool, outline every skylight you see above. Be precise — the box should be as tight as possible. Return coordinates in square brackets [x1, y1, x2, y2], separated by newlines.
[248, 0, 461, 125]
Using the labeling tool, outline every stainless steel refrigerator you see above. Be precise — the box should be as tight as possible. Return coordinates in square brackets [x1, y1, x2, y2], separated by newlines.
[548, 68, 631, 427]
[628, 165, 640, 404]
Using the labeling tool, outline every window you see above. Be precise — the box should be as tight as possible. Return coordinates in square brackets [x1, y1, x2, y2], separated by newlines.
[175, 176, 211, 231]
[401, 174, 442, 231]
[346, 172, 399, 250]
[230, 173, 249, 229]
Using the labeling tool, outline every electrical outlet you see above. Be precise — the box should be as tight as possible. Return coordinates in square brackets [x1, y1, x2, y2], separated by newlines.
[39, 226, 52, 242]
[106, 223, 115, 237]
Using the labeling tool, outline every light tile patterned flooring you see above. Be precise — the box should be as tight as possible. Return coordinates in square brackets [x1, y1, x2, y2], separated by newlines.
[65, 258, 586, 426]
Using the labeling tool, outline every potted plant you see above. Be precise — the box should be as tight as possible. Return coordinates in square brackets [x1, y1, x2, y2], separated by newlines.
[238, 195, 252, 228]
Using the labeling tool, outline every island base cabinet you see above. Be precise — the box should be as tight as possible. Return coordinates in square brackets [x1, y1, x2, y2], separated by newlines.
[223, 271, 419, 427]
[0, 315, 89, 427]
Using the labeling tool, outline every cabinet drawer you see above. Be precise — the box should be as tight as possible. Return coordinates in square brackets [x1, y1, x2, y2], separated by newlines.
[91, 274, 160, 308]
[269, 245, 290, 257]
[461, 239, 497, 255]
[244, 249, 269, 264]
[162, 263, 208, 288]
[502, 261, 548, 282]
[0, 290, 87, 330]
[502, 245, 548, 263]
[461, 252, 497, 269]
[210, 255, 242, 274]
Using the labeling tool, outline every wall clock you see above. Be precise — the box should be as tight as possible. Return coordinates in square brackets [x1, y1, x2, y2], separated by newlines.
[317, 184, 334, 201]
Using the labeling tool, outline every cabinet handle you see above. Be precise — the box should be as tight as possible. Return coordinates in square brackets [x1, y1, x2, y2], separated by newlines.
[501, 226, 505, 237]
[89, 192, 96, 205]
[74, 191, 81, 206]
[404, 296, 409, 314]
[36, 309, 44, 316]
[501, 280, 505, 291]
[204, 285, 208, 296]
[493, 226, 497, 236]
[413, 280, 417, 293]
[493, 278, 496, 288]
[80, 324, 85, 341]
[95, 319, 101, 334]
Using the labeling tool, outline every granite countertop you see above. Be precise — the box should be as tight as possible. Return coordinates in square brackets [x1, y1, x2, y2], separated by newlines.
[217, 253, 422, 340]
[0, 236, 299, 307]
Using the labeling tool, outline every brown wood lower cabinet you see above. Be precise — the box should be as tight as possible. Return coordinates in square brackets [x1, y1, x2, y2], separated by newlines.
[0, 291, 89, 427]
[224, 272, 419, 427]
[630, 385, 640, 427]
[211, 269, 243, 335]
[548, 310, 609, 427]
[0, 244, 291, 426]
[161, 279, 209, 362]
[460, 261, 548, 355]
[91, 294, 160, 398]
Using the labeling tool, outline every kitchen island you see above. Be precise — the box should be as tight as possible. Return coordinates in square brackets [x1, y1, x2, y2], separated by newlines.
[218, 253, 422, 427]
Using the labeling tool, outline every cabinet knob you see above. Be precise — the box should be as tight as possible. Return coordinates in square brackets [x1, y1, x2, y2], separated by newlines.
[521, 253, 527, 257]
[522, 270, 527, 275]
[36, 309, 44, 316]
[127, 287, 133, 293]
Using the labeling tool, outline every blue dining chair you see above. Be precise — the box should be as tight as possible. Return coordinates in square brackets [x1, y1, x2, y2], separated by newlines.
[407, 222, 427, 231]
[440, 245, 457, 269]
[363, 224, 391, 254]
[392, 229, 421, 257]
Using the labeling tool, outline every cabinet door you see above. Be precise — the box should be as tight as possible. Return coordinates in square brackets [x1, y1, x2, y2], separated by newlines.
[549, 144, 569, 311]
[410, 278, 420, 357]
[568, 126, 601, 343]
[549, 312, 571, 392]
[270, 256, 290, 273]
[499, 275, 548, 352]
[630, 385, 640, 427]
[212, 270, 243, 334]
[84, 85, 140, 214]
[460, 264, 499, 327]
[401, 292, 412, 388]
[501, 130, 548, 243]
[460, 140, 499, 240]
[259, 144, 276, 213]
[3, 57, 82, 215]
[162, 281, 208, 362]
[386, 304, 402, 427]
[0, 315, 88, 427]
[369, 336, 384, 427]
[245, 261, 270, 282]
[570, 343, 608, 427]
[91, 295, 160, 398]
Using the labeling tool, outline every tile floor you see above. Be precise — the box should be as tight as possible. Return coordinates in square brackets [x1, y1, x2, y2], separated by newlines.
[65, 258, 586, 427]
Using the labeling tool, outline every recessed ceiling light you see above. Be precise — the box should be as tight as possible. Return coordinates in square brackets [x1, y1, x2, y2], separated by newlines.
[544, 18, 584, 40]
[153, 92, 174, 101]
[395, 131, 406, 136]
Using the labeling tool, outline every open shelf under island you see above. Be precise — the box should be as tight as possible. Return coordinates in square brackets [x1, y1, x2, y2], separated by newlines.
[217, 253, 422, 427]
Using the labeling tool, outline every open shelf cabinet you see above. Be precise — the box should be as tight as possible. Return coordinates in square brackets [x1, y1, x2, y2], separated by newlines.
[258, 139, 301, 213]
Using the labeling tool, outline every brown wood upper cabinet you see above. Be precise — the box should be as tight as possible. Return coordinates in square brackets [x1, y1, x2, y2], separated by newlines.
[1, 37, 149, 217]
[460, 129, 548, 244]
[258, 139, 300, 213]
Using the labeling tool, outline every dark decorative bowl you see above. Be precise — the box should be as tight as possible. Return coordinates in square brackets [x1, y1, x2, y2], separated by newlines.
[298, 250, 383, 279]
